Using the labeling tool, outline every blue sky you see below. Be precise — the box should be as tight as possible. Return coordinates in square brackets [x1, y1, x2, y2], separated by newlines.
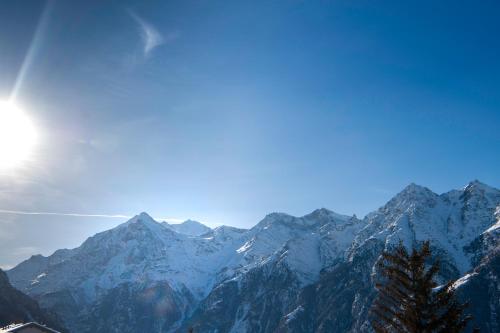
[0, 0, 499, 267]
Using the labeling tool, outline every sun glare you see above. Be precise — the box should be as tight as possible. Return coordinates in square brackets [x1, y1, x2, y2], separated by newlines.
[0, 101, 38, 170]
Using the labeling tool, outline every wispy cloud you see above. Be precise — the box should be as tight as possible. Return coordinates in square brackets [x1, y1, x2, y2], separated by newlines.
[129, 11, 178, 57]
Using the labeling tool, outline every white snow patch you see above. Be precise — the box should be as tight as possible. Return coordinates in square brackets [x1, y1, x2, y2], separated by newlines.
[453, 272, 478, 289]
[236, 241, 252, 253]
[285, 305, 304, 324]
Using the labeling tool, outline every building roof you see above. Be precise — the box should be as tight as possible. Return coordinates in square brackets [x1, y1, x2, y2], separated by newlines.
[0, 322, 61, 333]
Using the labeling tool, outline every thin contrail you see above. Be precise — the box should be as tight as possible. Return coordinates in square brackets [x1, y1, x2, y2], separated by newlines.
[0, 209, 131, 219]
[0, 209, 186, 223]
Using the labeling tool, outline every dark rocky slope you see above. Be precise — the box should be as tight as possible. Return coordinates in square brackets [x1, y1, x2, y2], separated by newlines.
[0, 269, 64, 331]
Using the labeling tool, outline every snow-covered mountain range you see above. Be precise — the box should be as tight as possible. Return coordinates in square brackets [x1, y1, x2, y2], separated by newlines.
[6, 180, 500, 332]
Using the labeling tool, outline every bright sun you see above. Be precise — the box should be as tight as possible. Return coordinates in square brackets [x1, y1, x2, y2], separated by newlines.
[0, 101, 38, 170]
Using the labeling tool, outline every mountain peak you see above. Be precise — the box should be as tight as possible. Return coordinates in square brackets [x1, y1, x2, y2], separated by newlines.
[309, 207, 333, 216]
[396, 183, 437, 199]
[402, 182, 430, 192]
[135, 212, 154, 221]
[183, 219, 205, 226]
[119, 212, 167, 235]
[212, 225, 247, 234]
[463, 180, 499, 194]
[303, 208, 352, 223]
[167, 219, 211, 236]
[380, 183, 438, 212]
[207, 225, 247, 240]
[128, 212, 157, 224]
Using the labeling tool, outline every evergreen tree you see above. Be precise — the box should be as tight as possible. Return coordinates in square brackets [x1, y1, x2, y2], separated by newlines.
[370, 241, 472, 333]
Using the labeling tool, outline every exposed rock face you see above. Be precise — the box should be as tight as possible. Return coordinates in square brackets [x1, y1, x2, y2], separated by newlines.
[456, 240, 500, 332]
[7, 181, 500, 332]
[80, 281, 195, 333]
